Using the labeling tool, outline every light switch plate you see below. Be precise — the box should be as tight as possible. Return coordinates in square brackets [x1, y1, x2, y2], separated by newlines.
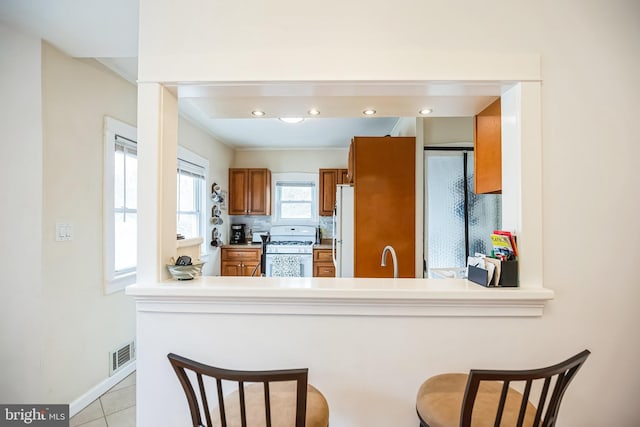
[56, 223, 73, 241]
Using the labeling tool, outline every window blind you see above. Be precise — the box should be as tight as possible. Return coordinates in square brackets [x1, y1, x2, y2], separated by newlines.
[115, 134, 137, 152]
[276, 181, 315, 187]
[177, 158, 205, 179]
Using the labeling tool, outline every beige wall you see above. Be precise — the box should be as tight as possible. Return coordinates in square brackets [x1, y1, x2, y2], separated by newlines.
[0, 22, 45, 402]
[391, 117, 417, 137]
[423, 117, 474, 146]
[136, 0, 640, 425]
[233, 148, 348, 172]
[40, 43, 138, 403]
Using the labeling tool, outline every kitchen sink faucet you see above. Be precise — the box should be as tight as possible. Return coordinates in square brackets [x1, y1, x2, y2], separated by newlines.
[381, 245, 398, 278]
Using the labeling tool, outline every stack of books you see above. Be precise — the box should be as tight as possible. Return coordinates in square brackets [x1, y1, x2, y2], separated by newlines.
[490, 230, 517, 261]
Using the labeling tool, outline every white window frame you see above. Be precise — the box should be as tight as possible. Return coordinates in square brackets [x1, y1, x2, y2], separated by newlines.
[177, 146, 209, 255]
[104, 117, 137, 294]
[272, 172, 318, 225]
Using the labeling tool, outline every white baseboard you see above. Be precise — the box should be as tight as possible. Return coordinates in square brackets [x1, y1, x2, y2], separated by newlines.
[69, 361, 136, 417]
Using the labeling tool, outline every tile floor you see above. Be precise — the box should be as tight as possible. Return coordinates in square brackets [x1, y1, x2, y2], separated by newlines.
[70, 372, 136, 427]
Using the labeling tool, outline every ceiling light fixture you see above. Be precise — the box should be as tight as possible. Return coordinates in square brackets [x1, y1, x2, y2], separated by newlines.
[251, 110, 265, 117]
[419, 108, 433, 115]
[363, 109, 376, 116]
[308, 109, 321, 116]
[279, 117, 305, 124]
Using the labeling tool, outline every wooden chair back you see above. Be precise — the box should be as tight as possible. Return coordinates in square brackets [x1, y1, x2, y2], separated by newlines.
[168, 353, 309, 427]
[460, 349, 590, 427]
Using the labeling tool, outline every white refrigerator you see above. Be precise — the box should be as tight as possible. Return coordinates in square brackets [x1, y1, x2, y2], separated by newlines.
[332, 184, 354, 277]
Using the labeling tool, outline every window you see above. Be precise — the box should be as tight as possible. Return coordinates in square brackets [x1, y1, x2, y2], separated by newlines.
[176, 146, 208, 252]
[273, 173, 318, 224]
[104, 117, 137, 293]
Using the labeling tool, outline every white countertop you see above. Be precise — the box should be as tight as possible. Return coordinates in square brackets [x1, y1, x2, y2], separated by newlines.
[126, 276, 554, 317]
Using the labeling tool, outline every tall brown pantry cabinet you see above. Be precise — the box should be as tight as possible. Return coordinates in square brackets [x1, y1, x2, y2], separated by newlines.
[351, 136, 415, 278]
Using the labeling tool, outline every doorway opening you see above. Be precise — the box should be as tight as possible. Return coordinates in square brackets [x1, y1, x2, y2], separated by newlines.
[424, 147, 501, 278]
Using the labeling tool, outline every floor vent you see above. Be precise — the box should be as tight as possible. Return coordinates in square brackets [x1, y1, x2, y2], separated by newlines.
[110, 341, 135, 376]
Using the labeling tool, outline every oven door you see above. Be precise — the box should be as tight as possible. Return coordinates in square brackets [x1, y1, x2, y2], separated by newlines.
[265, 253, 313, 277]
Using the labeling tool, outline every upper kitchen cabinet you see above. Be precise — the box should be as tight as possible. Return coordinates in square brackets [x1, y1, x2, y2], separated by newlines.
[319, 168, 349, 216]
[474, 98, 502, 194]
[346, 143, 355, 184]
[228, 168, 272, 215]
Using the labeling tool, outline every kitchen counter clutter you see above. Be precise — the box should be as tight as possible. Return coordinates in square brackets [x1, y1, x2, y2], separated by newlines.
[127, 276, 553, 317]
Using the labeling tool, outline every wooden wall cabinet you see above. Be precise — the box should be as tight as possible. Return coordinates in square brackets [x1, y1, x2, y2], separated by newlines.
[474, 98, 502, 194]
[228, 168, 272, 215]
[313, 248, 335, 277]
[319, 168, 349, 216]
[347, 143, 354, 184]
[351, 136, 415, 278]
[221, 247, 261, 276]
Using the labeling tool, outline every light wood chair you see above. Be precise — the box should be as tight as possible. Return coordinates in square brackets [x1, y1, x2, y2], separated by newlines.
[168, 353, 329, 427]
[416, 349, 590, 427]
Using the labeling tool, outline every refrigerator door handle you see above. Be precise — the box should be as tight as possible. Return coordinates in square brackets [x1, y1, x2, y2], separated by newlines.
[332, 211, 338, 268]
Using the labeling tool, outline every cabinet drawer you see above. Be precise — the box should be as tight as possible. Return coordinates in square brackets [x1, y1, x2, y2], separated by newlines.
[314, 263, 336, 277]
[314, 249, 333, 262]
[222, 248, 261, 262]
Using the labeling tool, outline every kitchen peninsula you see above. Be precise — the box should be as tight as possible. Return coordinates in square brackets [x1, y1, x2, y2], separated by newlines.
[126, 277, 552, 427]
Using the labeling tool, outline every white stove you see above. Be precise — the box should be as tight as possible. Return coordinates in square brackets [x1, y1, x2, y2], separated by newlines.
[264, 226, 316, 276]
[265, 226, 316, 254]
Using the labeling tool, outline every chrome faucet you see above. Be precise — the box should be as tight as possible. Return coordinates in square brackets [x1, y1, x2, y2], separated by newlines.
[381, 245, 398, 278]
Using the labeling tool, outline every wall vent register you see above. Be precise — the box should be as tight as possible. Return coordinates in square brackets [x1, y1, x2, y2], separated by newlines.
[109, 341, 135, 376]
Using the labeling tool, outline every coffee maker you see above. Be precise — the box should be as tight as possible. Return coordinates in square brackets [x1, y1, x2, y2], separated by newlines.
[230, 224, 246, 244]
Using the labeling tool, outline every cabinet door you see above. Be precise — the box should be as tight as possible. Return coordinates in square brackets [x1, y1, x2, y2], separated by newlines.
[221, 261, 243, 276]
[353, 136, 415, 278]
[346, 141, 355, 184]
[474, 98, 502, 194]
[248, 169, 271, 215]
[242, 263, 260, 276]
[229, 169, 248, 215]
[319, 169, 338, 216]
[338, 169, 349, 184]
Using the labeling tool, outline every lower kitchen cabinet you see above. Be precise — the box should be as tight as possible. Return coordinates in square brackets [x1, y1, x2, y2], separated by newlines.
[313, 248, 335, 277]
[221, 247, 262, 276]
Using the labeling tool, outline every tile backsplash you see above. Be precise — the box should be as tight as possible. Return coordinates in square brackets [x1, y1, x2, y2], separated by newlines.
[319, 216, 334, 239]
[228, 216, 335, 240]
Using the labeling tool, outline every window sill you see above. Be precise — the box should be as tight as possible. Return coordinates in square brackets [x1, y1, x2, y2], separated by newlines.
[177, 237, 203, 248]
[105, 271, 136, 295]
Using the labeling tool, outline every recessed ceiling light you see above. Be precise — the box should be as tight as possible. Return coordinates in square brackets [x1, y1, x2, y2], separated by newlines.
[279, 117, 305, 124]
[308, 109, 320, 116]
[363, 109, 376, 116]
[419, 108, 433, 115]
[251, 110, 265, 117]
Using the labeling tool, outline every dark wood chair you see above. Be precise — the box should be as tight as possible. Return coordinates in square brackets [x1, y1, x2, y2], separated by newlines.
[416, 349, 590, 427]
[168, 353, 329, 427]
